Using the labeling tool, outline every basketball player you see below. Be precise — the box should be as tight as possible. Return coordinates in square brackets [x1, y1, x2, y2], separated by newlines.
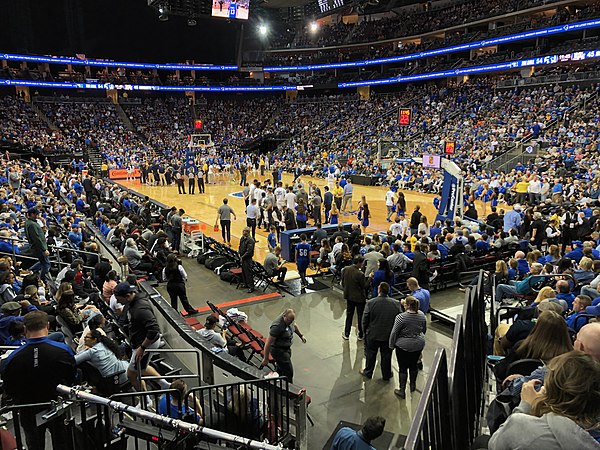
[295, 234, 311, 287]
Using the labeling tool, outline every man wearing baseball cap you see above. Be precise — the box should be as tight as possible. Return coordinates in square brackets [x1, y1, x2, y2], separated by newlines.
[114, 282, 170, 406]
[0, 301, 36, 344]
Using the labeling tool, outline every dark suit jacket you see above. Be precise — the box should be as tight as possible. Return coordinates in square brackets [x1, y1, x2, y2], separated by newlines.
[239, 236, 255, 261]
[341, 265, 368, 303]
[284, 209, 297, 230]
[362, 295, 402, 342]
[412, 251, 430, 288]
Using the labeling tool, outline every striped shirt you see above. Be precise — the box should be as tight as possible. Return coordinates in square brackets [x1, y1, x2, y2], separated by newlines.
[389, 311, 427, 352]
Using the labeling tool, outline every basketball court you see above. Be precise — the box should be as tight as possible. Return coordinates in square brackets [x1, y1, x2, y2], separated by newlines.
[117, 172, 451, 262]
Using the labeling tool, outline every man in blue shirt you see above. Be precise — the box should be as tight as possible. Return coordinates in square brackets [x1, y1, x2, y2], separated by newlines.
[407, 277, 431, 313]
[566, 295, 592, 332]
[68, 223, 83, 247]
[331, 416, 386, 450]
[555, 279, 576, 310]
[503, 204, 522, 233]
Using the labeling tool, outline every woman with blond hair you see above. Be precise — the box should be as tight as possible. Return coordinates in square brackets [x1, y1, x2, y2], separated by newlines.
[489, 351, 600, 449]
[533, 286, 556, 304]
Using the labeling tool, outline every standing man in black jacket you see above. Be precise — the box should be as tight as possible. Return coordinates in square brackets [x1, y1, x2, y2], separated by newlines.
[409, 205, 423, 236]
[239, 226, 256, 293]
[82, 174, 94, 202]
[25, 208, 50, 282]
[116, 282, 169, 404]
[411, 244, 431, 290]
[360, 282, 401, 380]
[341, 256, 368, 340]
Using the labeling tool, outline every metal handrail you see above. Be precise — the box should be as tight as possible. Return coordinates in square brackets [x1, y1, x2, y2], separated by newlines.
[58, 385, 285, 450]
[403, 348, 449, 449]
[136, 347, 203, 385]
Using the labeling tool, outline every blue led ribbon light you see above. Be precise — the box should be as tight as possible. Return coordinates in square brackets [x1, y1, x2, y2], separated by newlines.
[0, 53, 237, 71]
[337, 50, 600, 88]
[263, 17, 600, 72]
[2, 18, 599, 74]
[1, 49, 598, 91]
[0, 79, 298, 92]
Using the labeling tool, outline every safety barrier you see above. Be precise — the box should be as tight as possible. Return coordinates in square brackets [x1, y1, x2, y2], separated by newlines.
[404, 271, 487, 450]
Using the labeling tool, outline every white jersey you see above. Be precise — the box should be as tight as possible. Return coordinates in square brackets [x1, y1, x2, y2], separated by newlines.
[274, 187, 286, 207]
[285, 192, 296, 209]
[385, 190, 395, 207]
[254, 188, 264, 202]
[326, 172, 336, 188]
[390, 223, 403, 237]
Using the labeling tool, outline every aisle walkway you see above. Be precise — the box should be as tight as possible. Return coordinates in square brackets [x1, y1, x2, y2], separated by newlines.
[157, 255, 457, 448]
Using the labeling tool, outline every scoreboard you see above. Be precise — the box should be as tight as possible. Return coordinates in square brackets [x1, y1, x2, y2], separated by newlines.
[399, 108, 412, 126]
[317, 0, 345, 14]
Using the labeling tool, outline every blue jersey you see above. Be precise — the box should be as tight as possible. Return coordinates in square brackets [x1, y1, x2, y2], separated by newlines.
[296, 243, 311, 268]
[267, 232, 277, 249]
[228, 3, 238, 17]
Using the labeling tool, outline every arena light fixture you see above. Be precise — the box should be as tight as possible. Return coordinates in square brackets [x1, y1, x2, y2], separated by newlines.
[259, 24, 269, 36]
[158, 3, 170, 21]
[309, 21, 319, 33]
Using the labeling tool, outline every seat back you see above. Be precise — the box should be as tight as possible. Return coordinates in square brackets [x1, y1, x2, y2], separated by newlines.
[505, 358, 543, 378]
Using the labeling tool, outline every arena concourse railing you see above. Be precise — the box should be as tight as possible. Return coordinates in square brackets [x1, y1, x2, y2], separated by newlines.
[404, 270, 488, 450]
[0, 384, 287, 450]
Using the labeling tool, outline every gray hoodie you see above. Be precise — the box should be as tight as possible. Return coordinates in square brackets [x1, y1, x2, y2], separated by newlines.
[489, 401, 600, 450]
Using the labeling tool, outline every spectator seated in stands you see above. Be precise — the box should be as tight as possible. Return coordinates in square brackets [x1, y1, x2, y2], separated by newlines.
[574, 257, 596, 285]
[0, 230, 21, 254]
[495, 263, 544, 304]
[225, 385, 264, 441]
[197, 315, 246, 362]
[555, 279, 576, 310]
[566, 295, 593, 332]
[515, 251, 530, 278]
[57, 289, 98, 333]
[102, 270, 119, 303]
[76, 313, 107, 353]
[494, 300, 563, 356]
[75, 329, 129, 386]
[67, 223, 83, 247]
[0, 301, 38, 344]
[488, 351, 600, 450]
[5, 320, 26, 346]
[123, 237, 154, 275]
[565, 241, 585, 263]
[493, 310, 573, 382]
[0, 271, 17, 304]
[158, 379, 203, 424]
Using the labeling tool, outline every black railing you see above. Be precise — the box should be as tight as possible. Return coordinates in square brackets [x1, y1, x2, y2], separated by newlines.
[403, 348, 451, 450]
[2, 381, 292, 450]
[404, 270, 488, 450]
[109, 376, 293, 446]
